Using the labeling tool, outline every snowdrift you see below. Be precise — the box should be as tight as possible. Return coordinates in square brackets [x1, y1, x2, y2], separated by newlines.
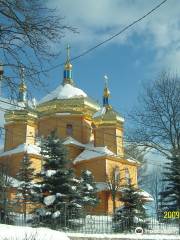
[0, 224, 69, 240]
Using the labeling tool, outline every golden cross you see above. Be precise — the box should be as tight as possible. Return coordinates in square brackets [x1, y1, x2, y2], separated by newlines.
[66, 44, 70, 61]
[20, 66, 25, 82]
[104, 75, 109, 87]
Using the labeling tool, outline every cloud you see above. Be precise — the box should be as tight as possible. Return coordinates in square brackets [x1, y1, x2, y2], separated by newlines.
[49, 0, 180, 71]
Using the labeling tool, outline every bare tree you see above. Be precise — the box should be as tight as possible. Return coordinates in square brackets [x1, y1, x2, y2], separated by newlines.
[128, 72, 180, 212]
[106, 167, 122, 214]
[146, 167, 165, 218]
[128, 72, 180, 158]
[124, 143, 148, 187]
[0, 0, 76, 98]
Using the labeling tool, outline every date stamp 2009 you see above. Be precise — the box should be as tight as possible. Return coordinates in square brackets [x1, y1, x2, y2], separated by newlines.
[163, 211, 180, 218]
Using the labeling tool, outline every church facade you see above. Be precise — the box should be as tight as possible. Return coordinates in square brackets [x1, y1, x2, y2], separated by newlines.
[0, 47, 144, 213]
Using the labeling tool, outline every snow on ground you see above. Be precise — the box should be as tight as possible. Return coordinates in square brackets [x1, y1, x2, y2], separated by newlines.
[0, 224, 69, 240]
[67, 232, 180, 239]
[39, 83, 87, 103]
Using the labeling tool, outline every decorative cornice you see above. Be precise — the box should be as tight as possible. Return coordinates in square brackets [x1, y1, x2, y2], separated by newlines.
[37, 97, 100, 118]
[5, 109, 38, 124]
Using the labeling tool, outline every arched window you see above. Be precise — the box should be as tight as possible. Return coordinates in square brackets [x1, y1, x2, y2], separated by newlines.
[114, 167, 120, 182]
[125, 168, 131, 185]
[66, 124, 73, 136]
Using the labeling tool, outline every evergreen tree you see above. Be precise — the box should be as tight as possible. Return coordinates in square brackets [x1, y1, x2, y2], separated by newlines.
[16, 153, 35, 222]
[33, 131, 82, 229]
[160, 152, 180, 212]
[79, 170, 98, 208]
[113, 181, 147, 232]
[0, 164, 13, 224]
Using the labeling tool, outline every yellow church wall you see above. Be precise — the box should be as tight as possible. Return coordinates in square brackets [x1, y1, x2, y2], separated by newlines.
[4, 122, 37, 151]
[4, 123, 26, 151]
[38, 115, 92, 144]
[2, 187, 40, 214]
[107, 192, 123, 214]
[0, 154, 17, 178]
[116, 128, 124, 156]
[74, 156, 138, 187]
[65, 145, 84, 161]
[26, 124, 37, 145]
[74, 158, 106, 182]
[81, 118, 92, 143]
[0, 153, 42, 178]
[106, 159, 138, 187]
[91, 191, 123, 214]
[94, 126, 124, 156]
[89, 191, 108, 214]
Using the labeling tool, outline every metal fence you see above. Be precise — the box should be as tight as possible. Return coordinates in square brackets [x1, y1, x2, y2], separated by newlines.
[0, 209, 180, 235]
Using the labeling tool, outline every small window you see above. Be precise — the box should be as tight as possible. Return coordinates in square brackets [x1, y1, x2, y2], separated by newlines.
[66, 124, 73, 136]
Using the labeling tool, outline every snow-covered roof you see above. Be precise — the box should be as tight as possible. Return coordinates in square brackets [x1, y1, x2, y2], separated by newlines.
[0, 143, 41, 157]
[39, 83, 88, 103]
[74, 146, 115, 164]
[63, 136, 85, 148]
[126, 157, 140, 164]
[93, 106, 125, 122]
[93, 106, 106, 118]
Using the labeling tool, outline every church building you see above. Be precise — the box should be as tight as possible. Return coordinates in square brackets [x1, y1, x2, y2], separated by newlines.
[0, 47, 151, 213]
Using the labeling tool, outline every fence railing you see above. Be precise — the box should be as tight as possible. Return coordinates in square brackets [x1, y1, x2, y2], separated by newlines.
[0, 208, 180, 235]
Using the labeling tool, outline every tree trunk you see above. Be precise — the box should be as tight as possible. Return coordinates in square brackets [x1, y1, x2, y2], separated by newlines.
[112, 195, 116, 214]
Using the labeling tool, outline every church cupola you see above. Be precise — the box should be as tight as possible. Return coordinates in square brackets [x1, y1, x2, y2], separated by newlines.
[63, 44, 74, 85]
[18, 66, 27, 102]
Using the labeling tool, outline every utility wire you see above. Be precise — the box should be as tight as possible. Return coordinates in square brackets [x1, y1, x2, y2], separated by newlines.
[0, 98, 26, 110]
[0, 0, 169, 97]
[29, 0, 168, 75]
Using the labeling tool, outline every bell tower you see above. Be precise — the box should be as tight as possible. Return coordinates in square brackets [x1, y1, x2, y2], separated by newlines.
[4, 67, 38, 151]
[93, 76, 124, 156]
